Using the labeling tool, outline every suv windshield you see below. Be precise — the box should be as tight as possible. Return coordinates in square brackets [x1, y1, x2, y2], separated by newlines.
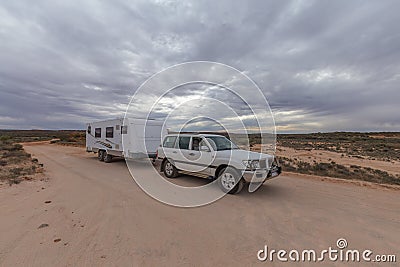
[205, 136, 239, 151]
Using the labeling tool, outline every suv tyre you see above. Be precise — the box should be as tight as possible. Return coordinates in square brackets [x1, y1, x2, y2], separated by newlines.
[163, 159, 179, 178]
[218, 166, 244, 194]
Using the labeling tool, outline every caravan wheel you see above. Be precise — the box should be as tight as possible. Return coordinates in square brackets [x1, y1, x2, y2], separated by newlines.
[98, 150, 105, 161]
[104, 151, 113, 163]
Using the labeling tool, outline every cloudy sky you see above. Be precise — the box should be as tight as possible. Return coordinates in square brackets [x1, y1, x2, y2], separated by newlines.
[0, 0, 399, 133]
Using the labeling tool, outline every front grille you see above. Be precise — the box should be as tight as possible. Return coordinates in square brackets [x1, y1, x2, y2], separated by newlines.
[260, 159, 266, 169]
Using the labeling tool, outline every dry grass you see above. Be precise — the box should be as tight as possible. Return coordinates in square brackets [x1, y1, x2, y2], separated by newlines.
[279, 156, 400, 185]
[0, 129, 85, 146]
[248, 132, 400, 186]
[49, 131, 85, 147]
[2, 130, 399, 186]
[276, 132, 400, 161]
[0, 136, 44, 185]
[0, 130, 86, 185]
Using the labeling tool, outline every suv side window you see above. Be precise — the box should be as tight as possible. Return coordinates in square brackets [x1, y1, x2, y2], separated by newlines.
[199, 139, 210, 150]
[176, 136, 190, 150]
[163, 136, 177, 148]
[191, 137, 202, 151]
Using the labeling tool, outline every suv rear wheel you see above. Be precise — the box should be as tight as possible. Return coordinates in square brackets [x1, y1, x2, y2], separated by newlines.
[217, 167, 244, 194]
[163, 159, 178, 178]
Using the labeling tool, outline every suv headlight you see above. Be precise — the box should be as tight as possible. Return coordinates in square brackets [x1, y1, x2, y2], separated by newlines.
[242, 160, 251, 170]
[251, 160, 260, 170]
[242, 160, 260, 170]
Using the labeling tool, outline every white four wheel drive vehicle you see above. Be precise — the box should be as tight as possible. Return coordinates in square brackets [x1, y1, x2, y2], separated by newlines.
[155, 133, 281, 194]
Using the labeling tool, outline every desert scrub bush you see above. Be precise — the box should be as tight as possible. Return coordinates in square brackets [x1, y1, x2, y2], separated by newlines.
[0, 138, 42, 185]
[278, 132, 400, 161]
[277, 156, 400, 185]
[2, 150, 31, 164]
[8, 177, 23, 185]
[10, 143, 23, 151]
[0, 135, 11, 141]
[0, 142, 24, 152]
[350, 165, 361, 169]
[0, 142, 13, 151]
[9, 167, 23, 177]
[278, 156, 297, 172]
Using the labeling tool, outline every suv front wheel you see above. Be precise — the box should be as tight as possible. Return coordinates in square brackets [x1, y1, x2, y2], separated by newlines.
[163, 159, 178, 178]
[218, 167, 244, 194]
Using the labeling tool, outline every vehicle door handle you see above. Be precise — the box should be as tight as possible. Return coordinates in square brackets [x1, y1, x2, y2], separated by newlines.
[172, 151, 177, 154]
[189, 153, 195, 156]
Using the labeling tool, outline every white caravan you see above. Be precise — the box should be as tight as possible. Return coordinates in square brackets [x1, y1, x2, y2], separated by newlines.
[86, 118, 166, 162]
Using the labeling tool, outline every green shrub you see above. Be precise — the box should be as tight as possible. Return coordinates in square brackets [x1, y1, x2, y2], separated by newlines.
[0, 135, 11, 141]
[10, 144, 23, 151]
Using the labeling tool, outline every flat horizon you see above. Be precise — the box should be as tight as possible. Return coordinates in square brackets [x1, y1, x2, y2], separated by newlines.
[1, 128, 399, 135]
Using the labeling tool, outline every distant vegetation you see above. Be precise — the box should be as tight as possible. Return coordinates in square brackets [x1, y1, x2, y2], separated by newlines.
[49, 131, 85, 146]
[279, 156, 400, 185]
[276, 132, 400, 186]
[0, 130, 84, 185]
[1, 130, 399, 186]
[0, 135, 43, 185]
[195, 132, 400, 162]
[277, 132, 400, 162]
[0, 130, 85, 146]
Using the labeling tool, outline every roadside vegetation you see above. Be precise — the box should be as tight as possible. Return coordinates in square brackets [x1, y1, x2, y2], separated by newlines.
[245, 132, 400, 186]
[1, 130, 399, 186]
[277, 132, 400, 162]
[49, 131, 85, 146]
[279, 156, 400, 185]
[0, 135, 43, 185]
[0, 130, 84, 186]
[0, 130, 85, 146]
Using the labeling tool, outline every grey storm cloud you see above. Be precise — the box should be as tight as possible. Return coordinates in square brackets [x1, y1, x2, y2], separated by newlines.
[0, 0, 399, 132]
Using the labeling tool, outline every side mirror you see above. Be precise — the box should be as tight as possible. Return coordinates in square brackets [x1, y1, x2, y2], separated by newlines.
[200, 145, 210, 152]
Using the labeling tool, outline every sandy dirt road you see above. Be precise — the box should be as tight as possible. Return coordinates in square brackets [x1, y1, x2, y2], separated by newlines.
[0, 144, 399, 266]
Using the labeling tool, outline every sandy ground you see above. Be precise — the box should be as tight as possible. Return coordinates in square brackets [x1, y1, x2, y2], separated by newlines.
[0, 143, 399, 266]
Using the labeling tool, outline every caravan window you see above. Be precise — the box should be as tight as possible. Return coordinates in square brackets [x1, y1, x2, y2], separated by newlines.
[87, 125, 91, 134]
[106, 127, 114, 138]
[95, 128, 101, 138]
[121, 125, 128, 134]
